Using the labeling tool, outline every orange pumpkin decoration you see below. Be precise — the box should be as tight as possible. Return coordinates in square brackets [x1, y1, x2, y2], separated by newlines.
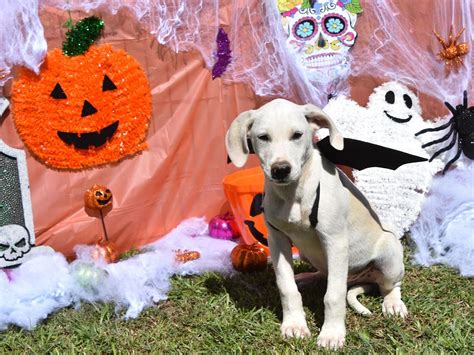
[92, 237, 118, 263]
[12, 41, 151, 169]
[230, 243, 267, 273]
[223, 167, 299, 256]
[84, 184, 113, 210]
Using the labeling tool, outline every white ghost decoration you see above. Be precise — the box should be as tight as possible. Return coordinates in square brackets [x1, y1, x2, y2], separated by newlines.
[281, 0, 358, 90]
[323, 81, 444, 237]
[0, 224, 33, 267]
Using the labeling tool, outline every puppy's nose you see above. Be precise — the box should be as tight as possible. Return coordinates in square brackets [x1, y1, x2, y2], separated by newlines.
[271, 162, 291, 180]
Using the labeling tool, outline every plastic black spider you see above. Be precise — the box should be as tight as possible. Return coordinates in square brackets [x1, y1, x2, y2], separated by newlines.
[415, 90, 474, 174]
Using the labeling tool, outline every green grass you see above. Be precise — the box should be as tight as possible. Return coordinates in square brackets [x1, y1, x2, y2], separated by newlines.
[1, 243, 473, 353]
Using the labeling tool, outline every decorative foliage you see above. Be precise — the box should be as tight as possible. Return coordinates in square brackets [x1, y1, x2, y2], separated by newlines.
[12, 45, 152, 170]
[230, 243, 267, 273]
[62, 16, 104, 57]
[433, 26, 468, 68]
[211, 28, 232, 80]
[342, 0, 363, 14]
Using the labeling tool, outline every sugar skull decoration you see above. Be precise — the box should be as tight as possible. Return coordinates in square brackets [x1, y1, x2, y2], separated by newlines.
[84, 184, 113, 210]
[279, 0, 362, 95]
[12, 17, 152, 170]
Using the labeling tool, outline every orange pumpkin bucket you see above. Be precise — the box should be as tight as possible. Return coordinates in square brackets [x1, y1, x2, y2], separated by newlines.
[223, 167, 269, 253]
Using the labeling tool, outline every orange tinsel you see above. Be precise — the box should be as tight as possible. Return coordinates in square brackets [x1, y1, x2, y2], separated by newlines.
[12, 44, 152, 170]
[175, 249, 201, 263]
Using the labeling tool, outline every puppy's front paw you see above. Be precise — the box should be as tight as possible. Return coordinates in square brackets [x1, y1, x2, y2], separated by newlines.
[382, 299, 408, 318]
[281, 318, 311, 338]
[317, 324, 346, 350]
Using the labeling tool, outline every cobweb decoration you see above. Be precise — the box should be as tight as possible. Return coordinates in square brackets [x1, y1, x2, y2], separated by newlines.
[0, 1, 472, 110]
[212, 28, 232, 79]
[0, 0, 47, 86]
[410, 159, 474, 277]
[350, 0, 473, 105]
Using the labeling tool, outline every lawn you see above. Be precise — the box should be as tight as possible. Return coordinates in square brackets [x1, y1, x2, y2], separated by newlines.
[1, 242, 473, 353]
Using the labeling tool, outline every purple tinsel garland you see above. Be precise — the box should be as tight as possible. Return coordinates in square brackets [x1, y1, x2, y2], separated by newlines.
[211, 27, 232, 80]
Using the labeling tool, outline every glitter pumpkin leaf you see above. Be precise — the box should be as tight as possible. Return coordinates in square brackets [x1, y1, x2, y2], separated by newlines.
[62, 16, 104, 57]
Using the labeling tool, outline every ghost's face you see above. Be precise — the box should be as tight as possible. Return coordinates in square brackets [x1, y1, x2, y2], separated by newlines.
[0, 224, 32, 265]
[282, 1, 357, 72]
[367, 82, 422, 125]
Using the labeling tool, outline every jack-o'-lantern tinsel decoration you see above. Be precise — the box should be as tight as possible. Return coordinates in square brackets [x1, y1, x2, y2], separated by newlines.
[12, 16, 152, 170]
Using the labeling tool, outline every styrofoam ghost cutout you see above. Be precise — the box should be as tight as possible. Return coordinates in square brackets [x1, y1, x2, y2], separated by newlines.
[281, 0, 358, 85]
[367, 82, 425, 133]
[323, 82, 444, 238]
[0, 224, 32, 266]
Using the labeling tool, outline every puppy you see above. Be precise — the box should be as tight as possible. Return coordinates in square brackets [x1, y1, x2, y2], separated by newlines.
[226, 99, 408, 349]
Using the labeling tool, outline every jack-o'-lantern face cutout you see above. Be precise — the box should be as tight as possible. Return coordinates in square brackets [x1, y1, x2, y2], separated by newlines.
[12, 44, 152, 169]
[84, 184, 113, 210]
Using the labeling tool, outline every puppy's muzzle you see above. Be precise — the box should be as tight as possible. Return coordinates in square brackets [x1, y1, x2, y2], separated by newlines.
[271, 162, 291, 182]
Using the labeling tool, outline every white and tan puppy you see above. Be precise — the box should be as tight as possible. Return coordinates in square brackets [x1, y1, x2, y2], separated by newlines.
[226, 99, 408, 350]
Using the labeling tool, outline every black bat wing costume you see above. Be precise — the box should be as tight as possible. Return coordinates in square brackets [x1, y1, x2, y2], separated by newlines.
[227, 137, 428, 246]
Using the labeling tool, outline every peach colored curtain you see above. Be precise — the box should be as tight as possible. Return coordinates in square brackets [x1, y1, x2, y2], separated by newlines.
[0, 7, 259, 258]
[0, 1, 468, 257]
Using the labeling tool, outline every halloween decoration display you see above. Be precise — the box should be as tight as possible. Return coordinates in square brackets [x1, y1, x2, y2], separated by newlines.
[230, 243, 267, 273]
[84, 184, 113, 210]
[12, 17, 152, 170]
[211, 28, 232, 79]
[416, 90, 474, 174]
[433, 26, 469, 68]
[0, 140, 36, 268]
[208, 213, 239, 240]
[323, 82, 444, 237]
[279, 0, 361, 97]
[175, 249, 201, 263]
[84, 184, 117, 263]
[1, 218, 236, 330]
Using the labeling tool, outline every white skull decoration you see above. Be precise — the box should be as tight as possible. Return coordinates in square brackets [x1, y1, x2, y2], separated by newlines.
[281, 0, 358, 84]
[0, 224, 32, 266]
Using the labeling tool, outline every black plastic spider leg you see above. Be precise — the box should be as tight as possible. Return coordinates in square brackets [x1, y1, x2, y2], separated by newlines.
[422, 124, 455, 148]
[442, 142, 462, 174]
[444, 101, 457, 115]
[463, 90, 468, 108]
[415, 118, 454, 136]
[429, 131, 458, 162]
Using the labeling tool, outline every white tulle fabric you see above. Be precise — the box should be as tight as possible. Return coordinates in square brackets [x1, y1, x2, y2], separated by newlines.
[410, 159, 474, 277]
[2, 0, 471, 106]
[0, 218, 237, 330]
[0, 0, 47, 86]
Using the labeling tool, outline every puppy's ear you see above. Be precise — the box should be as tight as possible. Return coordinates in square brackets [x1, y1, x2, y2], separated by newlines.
[303, 104, 344, 150]
[225, 110, 255, 167]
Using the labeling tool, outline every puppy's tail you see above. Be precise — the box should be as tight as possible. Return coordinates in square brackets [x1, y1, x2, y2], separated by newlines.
[347, 284, 375, 316]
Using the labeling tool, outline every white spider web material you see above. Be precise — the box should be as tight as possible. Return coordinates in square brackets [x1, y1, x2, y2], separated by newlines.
[1, 0, 472, 106]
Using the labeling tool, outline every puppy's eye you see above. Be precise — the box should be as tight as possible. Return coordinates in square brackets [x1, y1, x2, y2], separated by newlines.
[291, 132, 303, 140]
[257, 134, 270, 142]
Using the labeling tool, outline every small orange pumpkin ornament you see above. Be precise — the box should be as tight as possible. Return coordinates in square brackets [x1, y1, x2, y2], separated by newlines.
[12, 17, 151, 170]
[230, 243, 267, 273]
[92, 237, 118, 263]
[84, 184, 113, 210]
